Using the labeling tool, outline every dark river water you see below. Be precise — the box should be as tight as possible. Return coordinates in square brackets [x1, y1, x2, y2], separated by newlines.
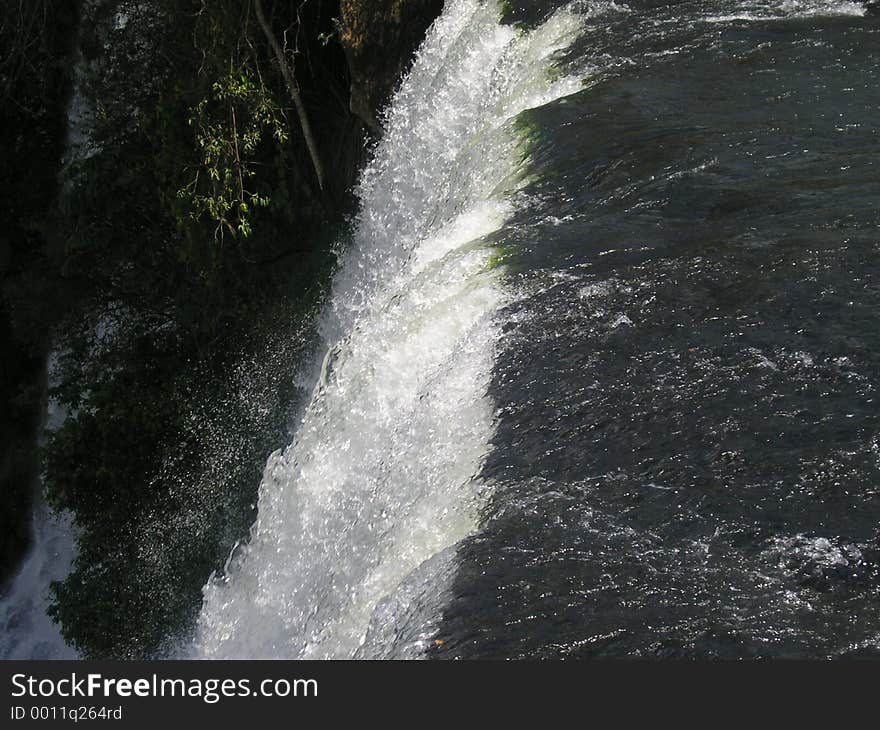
[431, 0, 880, 658]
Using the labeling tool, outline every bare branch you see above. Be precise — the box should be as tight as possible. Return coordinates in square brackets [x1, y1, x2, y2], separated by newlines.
[252, 0, 326, 193]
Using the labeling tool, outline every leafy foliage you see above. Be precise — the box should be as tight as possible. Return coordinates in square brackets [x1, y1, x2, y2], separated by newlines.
[178, 69, 284, 240]
[35, 0, 357, 658]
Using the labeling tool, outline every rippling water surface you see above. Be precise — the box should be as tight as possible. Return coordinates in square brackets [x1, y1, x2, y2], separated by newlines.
[433, 0, 880, 658]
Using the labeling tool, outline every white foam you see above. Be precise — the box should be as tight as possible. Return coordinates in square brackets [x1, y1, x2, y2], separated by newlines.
[193, 0, 585, 659]
[0, 501, 79, 660]
[704, 0, 865, 23]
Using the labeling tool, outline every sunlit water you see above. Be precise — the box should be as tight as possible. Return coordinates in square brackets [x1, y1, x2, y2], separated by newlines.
[194, 0, 586, 659]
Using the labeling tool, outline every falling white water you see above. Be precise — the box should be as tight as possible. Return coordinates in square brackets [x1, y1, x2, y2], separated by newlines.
[0, 394, 79, 660]
[194, 0, 585, 659]
[0, 503, 78, 660]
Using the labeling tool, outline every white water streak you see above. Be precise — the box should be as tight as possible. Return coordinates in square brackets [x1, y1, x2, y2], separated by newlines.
[0, 393, 79, 660]
[194, 0, 584, 659]
[0, 504, 78, 660]
[704, 0, 866, 23]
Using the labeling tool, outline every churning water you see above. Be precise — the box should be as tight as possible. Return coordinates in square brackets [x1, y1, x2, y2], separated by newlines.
[194, 0, 585, 659]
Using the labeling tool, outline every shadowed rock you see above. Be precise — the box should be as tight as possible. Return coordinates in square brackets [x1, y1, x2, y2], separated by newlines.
[340, 0, 444, 131]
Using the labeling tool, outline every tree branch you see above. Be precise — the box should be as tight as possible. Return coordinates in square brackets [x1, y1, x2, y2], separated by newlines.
[252, 0, 326, 194]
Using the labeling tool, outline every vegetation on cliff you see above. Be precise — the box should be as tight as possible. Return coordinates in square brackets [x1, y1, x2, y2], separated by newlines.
[1, 0, 442, 658]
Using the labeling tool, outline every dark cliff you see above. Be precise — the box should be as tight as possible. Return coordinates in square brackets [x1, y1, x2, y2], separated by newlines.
[0, 1, 79, 588]
[0, 0, 444, 654]
[340, 0, 445, 131]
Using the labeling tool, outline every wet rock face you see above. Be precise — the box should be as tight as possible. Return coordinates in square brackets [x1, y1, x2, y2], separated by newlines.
[340, 0, 444, 130]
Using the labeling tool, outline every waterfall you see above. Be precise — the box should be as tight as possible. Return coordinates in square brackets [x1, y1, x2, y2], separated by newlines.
[193, 0, 585, 659]
[0, 500, 78, 660]
[0, 372, 79, 660]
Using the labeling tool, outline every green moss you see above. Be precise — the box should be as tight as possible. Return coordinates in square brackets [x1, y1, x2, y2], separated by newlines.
[485, 241, 516, 271]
